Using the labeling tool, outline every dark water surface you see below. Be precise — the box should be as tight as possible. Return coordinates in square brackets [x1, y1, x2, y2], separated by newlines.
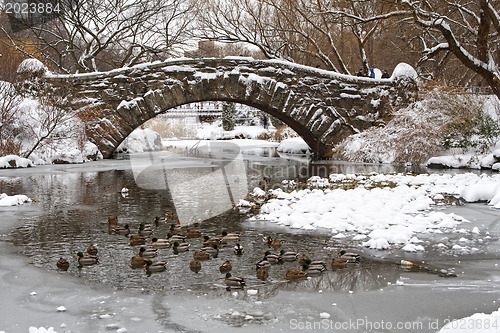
[1, 146, 500, 332]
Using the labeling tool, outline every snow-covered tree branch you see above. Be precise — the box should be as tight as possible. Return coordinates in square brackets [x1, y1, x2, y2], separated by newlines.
[3, 0, 198, 73]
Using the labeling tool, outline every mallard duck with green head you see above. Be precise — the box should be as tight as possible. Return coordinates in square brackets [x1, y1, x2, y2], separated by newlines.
[56, 258, 70, 271]
[76, 252, 98, 266]
[264, 251, 282, 264]
[138, 223, 153, 236]
[144, 260, 166, 273]
[220, 230, 239, 243]
[280, 250, 298, 262]
[172, 241, 190, 253]
[167, 233, 185, 243]
[224, 273, 245, 288]
[202, 236, 220, 248]
[150, 237, 170, 249]
[138, 247, 158, 258]
[256, 259, 271, 270]
[338, 250, 360, 263]
[219, 260, 232, 274]
[302, 263, 326, 277]
[112, 224, 130, 235]
[201, 244, 219, 257]
[169, 223, 181, 233]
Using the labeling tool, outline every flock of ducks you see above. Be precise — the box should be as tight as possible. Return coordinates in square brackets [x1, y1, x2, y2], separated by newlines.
[55, 214, 361, 289]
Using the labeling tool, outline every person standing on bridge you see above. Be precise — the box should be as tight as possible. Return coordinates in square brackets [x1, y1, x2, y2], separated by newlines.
[382, 70, 390, 79]
[356, 69, 365, 77]
[263, 116, 268, 129]
[369, 68, 375, 78]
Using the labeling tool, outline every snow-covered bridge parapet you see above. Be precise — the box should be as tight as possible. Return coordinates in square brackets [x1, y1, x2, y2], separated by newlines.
[31, 57, 418, 158]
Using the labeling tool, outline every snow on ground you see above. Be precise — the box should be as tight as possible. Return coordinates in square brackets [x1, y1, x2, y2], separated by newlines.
[251, 173, 500, 251]
[438, 307, 500, 332]
[195, 120, 273, 140]
[0, 193, 31, 206]
[0, 155, 33, 168]
[277, 137, 311, 154]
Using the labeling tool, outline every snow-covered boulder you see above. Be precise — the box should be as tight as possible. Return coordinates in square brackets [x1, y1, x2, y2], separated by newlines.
[426, 155, 479, 169]
[480, 154, 496, 169]
[116, 128, 162, 154]
[277, 137, 311, 154]
[17, 58, 48, 77]
[391, 63, 418, 81]
[0, 155, 33, 169]
[493, 149, 500, 161]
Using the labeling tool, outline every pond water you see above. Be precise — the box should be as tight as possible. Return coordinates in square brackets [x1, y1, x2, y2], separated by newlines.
[1, 142, 500, 332]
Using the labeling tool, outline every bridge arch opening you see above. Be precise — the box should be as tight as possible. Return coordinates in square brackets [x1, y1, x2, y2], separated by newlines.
[116, 100, 306, 155]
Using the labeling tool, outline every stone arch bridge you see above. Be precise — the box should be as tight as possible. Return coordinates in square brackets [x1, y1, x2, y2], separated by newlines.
[29, 58, 418, 158]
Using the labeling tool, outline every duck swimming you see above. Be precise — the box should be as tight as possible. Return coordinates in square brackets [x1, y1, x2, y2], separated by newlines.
[129, 235, 146, 246]
[233, 243, 244, 255]
[279, 250, 298, 262]
[224, 273, 245, 288]
[172, 241, 190, 253]
[87, 245, 98, 256]
[264, 251, 282, 264]
[76, 252, 98, 266]
[144, 260, 166, 273]
[56, 258, 70, 271]
[138, 247, 158, 258]
[189, 260, 202, 273]
[338, 250, 360, 263]
[150, 237, 170, 249]
[130, 256, 147, 268]
[193, 251, 211, 261]
[219, 260, 232, 274]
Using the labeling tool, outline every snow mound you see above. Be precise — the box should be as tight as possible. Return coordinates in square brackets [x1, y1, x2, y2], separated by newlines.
[117, 128, 162, 153]
[17, 59, 48, 76]
[438, 307, 500, 332]
[277, 137, 311, 154]
[0, 193, 31, 206]
[391, 63, 418, 81]
[0, 155, 33, 168]
[29, 327, 57, 333]
[255, 173, 500, 250]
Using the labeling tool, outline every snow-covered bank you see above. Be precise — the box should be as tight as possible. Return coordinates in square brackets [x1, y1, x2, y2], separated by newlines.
[247, 173, 500, 252]
[438, 307, 500, 332]
[334, 91, 500, 167]
[0, 155, 33, 168]
[0, 193, 31, 206]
